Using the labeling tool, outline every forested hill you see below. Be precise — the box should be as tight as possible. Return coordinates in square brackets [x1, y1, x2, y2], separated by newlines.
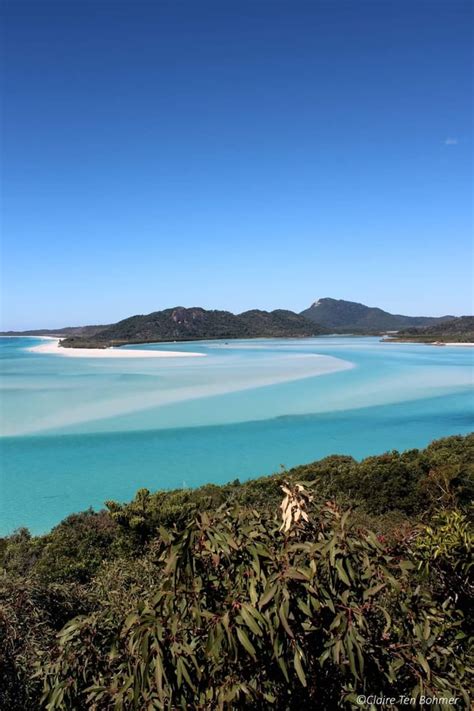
[0, 324, 108, 338]
[60, 307, 323, 348]
[389, 315, 474, 343]
[3, 299, 469, 347]
[300, 297, 455, 332]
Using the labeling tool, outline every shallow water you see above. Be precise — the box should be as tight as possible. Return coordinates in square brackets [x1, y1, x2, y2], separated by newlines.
[0, 336, 472, 533]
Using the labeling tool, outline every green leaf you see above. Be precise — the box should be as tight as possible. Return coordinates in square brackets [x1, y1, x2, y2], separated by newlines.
[293, 649, 307, 687]
[154, 653, 164, 694]
[336, 559, 350, 586]
[375, 605, 392, 634]
[239, 606, 262, 637]
[417, 653, 430, 678]
[180, 658, 196, 691]
[347, 637, 358, 679]
[423, 618, 431, 641]
[333, 639, 342, 664]
[236, 626, 257, 660]
[259, 583, 278, 609]
[297, 598, 312, 617]
[278, 603, 294, 638]
[362, 582, 386, 600]
[277, 654, 290, 682]
[319, 648, 331, 666]
[123, 613, 140, 631]
[176, 658, 184, 688]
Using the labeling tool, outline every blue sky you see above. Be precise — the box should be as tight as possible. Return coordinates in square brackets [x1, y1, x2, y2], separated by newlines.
[2, 0, 472, 329]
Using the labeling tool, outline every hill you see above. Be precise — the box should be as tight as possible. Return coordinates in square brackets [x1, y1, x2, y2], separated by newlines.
[3, 299, 467, 346]
[388, 315, 474, 343]
[0, 324, 108, 338]
[60, 307, 322, 348]
[300, 297, 455, 332]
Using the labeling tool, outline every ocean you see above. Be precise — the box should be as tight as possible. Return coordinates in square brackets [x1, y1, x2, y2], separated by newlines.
[0, 335, 472, 534]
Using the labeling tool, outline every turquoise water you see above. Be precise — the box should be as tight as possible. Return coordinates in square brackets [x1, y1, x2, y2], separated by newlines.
[1, 336, 472, 534]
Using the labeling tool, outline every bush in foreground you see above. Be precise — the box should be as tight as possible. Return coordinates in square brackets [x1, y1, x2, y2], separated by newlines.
[40, 493, 471, 710]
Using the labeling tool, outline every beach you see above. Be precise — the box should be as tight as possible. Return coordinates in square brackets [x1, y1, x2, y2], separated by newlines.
[443, 342, 474, 347]
[382, 338, 474, 347]
[26, 338, 206, 358]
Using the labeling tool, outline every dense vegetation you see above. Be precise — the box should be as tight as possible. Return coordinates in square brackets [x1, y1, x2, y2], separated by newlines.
[390, 316, 474, 344]
[0, 434, 472, 709]
[60, 307, 322, 348]
[0, 324, 108, 338]
[300, 298, 455, 333]
[4, 298, 468, 346]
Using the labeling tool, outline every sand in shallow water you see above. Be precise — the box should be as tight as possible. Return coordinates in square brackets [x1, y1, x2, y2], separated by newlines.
[27, 338, 206, 358]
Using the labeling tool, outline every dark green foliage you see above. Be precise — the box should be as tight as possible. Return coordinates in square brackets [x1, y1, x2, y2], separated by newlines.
[0, 528, 39, 578]
[0, 577, 91, 710]
[414, 510, 473, 616]
[60, 306, 323, 348]
[238, 309, 318, 335]
[329, 450, 428, 516]
[0, 324, 109, 337]
[391, 316, 474, 343]
[1, 510, 124, 584]
[300, 298, 456, 333]
[37, 510, 125, 584]
[3, 297, 465, 341]
[40, 501, 472, 709]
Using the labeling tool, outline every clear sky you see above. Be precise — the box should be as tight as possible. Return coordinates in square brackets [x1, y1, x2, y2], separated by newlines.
[1, 0, 472, 329]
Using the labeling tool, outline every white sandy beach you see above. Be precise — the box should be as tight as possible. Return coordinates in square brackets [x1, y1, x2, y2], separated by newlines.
[27, 338, 206, 358]
[382, 338, 474, 347]
[443, 342, 474, 347]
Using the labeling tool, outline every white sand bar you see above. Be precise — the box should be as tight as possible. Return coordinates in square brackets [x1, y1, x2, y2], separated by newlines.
[27, 338, 206, 358]
[442, 342, 474, 347]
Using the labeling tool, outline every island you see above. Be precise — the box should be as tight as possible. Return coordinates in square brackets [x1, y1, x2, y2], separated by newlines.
[384, 316, 474, 344]
[4, 298, 471, 350]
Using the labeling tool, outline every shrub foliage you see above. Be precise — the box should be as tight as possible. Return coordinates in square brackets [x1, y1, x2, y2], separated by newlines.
[0, 434, 472, 710]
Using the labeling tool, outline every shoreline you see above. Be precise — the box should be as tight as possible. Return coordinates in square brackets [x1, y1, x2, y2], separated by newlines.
[441, 342, 474, 347]
[26, 338, 206, 358]
[382, 339, 474, 347]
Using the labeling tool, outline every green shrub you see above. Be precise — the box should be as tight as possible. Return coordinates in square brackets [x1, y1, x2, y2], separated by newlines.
[0, 577, 90, 710]
[412, 509, 473, 629]
[40, 499, 471, 710]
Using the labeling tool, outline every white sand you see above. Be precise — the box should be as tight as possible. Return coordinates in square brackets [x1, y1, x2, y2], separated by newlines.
[26, 338, 206, 358]
[382, 338, 474, 347]
[442, 342, 474, 347]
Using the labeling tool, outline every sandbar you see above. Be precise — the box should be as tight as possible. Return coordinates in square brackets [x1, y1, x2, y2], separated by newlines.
[27, 338, 206, 358]
[442, 342, 474, 347]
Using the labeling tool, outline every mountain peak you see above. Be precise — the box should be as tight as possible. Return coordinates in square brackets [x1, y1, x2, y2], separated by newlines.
[310, 297, 336, 308]
[301, 298, 455, 332]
